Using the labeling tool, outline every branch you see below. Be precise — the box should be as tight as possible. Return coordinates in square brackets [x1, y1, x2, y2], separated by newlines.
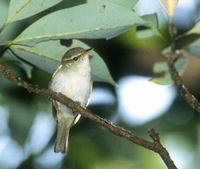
[0, 63, 178, 169]
[166, 53, 200, 113]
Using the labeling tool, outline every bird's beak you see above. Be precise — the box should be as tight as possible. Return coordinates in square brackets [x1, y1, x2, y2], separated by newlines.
[82, 48, 93, 57]
[86, 48, 93, 53]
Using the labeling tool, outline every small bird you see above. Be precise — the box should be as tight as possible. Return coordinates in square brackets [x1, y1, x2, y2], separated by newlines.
[49, 47, 93, 153]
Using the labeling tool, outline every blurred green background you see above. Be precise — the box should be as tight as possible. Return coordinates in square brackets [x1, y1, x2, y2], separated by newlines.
[0, 0, 200, 169]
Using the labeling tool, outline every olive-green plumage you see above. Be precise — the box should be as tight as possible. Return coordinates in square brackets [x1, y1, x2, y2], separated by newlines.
[49, 47, 93, 153]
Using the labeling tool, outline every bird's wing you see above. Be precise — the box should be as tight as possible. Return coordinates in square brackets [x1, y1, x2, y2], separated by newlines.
[52, 64, 63, 78]
[86, 79, 93, 106]
[72, 79, 92, 126]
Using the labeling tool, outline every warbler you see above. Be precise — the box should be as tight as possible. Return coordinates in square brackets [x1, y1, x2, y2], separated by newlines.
[49, 47, 93, 153]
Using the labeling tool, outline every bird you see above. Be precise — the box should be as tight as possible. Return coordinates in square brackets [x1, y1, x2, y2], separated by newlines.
[49, 47, 93, 153]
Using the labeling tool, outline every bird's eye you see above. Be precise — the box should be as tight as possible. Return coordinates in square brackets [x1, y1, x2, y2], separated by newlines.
[73, 57, 79, 61]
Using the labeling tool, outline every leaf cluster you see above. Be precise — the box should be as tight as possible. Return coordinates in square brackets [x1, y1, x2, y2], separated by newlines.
[0, 0, 157, 84]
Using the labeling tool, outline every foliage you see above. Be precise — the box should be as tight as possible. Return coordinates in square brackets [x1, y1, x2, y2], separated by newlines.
[0, 0, 200, 169]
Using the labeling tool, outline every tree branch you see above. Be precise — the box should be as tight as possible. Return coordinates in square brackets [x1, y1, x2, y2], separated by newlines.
[166, 53, 200, 113]
[0, 63, 177, 169]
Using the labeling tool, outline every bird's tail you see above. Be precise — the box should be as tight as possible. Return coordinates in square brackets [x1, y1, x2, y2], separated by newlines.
[54, 120, 70, 153]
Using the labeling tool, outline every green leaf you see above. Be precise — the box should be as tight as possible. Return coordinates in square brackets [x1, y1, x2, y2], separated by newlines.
[132, 13, 164, 39]
[108, 0, 139, 9]
[141, 13, 158, 28]
[18, 61, 33, 78]
[151, 56, 188, 85]
[12, 0, 144, 44]
[135, 13, 160, 39]
[153, 62, 169, 73]
[0, 0, 9, 28]
[174, 55, 188, 74]
[187, 40, 200, 57]
[4, 41, 67, 73]
[134, 0, 168, 28]
[134, 0, 168, 39]
[136, 14, 163, 39]
[176, 20, 200, 57]
[176, 34, 200, 57]
[187, 21, 200, 34]
[150, 73, 172, 85]
[7, 0, 62, 22]
[150, 62, 172, 85]
[136, 29, 155, 39]
[4, 40, 115, 85]
[0, 21, 24, 43]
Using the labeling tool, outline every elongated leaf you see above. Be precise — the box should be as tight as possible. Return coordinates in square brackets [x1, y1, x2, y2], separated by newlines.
[136, 13, 161, 39]
[150, 62, 172, 85]
[142, 13, 158, 27]
[151, 56, 187, 85]
[0, 21, 24, 43]
[187, 21, 200, 34]
[137, 29, 155, 39]
[176, 34, 200, 57]
[175, 20, 200, 57]
[186, 38, 200, 57]
[7, 0, 62, 22]
[12, 0, 144, 45]
[0, 0, 9, 28]
[134, 0, 168, 28]
[108, 0, 139, 9]
[133, 0, 167, 39]
[150, 72, 172, 85]
[4, 40, 115, 85]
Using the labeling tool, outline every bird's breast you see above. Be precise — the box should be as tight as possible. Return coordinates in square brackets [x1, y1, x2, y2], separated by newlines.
[50, 67, 91, 106]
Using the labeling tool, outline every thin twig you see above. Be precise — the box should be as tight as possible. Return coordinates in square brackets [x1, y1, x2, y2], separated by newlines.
[166, 53, 200, 113]
[0, 63, 178, 169]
